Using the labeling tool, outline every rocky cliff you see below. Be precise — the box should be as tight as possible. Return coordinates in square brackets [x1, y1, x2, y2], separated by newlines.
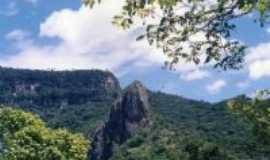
[90, 81, 151, 160]
[0, 67, 121, 107]
[0, 67, 121, 134]
[0, 67, 267, 159]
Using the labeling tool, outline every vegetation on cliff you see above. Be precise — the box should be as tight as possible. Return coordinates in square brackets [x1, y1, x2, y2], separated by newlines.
[0, 68, 269, 160]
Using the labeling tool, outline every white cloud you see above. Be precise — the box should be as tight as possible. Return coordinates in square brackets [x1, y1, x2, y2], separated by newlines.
[180, 70, 210, 81]
[246, 42, 270, 79]
[267, 28, 270, 34]
[39, 6, 120, 46]
[5, 29, 30, 41]
[5, 29, 33, 50]
[248, 60, 270, 79]
[1, 0, 205, 77]
[206, 79, 226, 94]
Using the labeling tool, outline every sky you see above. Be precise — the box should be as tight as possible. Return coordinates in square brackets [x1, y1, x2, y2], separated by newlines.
[1, 0, 270, 102]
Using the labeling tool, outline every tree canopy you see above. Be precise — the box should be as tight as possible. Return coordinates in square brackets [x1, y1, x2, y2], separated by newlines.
[84, 0, 270, 70]
[0, 107, 90, 160]
[229, 91, 270, 145]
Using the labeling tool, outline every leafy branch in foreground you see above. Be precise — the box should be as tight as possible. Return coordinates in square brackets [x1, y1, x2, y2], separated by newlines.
[83, 0, 270, 70]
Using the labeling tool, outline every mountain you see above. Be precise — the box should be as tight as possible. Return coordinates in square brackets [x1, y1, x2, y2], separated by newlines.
[0, 67, 121, 135]
[0, 67, 268, 160]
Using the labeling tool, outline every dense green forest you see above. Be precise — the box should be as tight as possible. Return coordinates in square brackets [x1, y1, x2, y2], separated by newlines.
[0, 67, 269, 160]
[0, 67, 120, 135]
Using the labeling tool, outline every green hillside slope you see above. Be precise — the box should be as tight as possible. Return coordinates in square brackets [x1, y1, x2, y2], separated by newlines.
[0, 67, 268, 160]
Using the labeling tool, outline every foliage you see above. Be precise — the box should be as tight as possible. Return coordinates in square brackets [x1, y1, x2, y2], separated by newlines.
[0, 107, 90, 160]
[0, 68, 269, 159]
[229, 93, 270, 145]
[0, 67, 120, 106]
[149, 92, 268, 159]
[0, 67, 119, 135]
[112, 126, 235, 160]
[112, 130, 188, 160]
[84, 0, 270, 70]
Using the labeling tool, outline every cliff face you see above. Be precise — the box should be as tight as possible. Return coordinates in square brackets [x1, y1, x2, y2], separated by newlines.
[0, 68, 266, 159]
[90, 81, 151, 160]
[0, 67, 122, 135]
[0, 67, 121, 107]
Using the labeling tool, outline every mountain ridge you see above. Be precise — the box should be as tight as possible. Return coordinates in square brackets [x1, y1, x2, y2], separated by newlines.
[0, 67, 267, 159]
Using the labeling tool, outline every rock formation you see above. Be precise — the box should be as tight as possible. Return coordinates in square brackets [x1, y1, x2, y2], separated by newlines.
[90, 81, 151, 160]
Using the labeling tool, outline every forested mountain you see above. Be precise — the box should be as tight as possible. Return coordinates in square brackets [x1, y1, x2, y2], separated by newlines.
[0, 67, 268, 160]
[0, 67, 121, 134]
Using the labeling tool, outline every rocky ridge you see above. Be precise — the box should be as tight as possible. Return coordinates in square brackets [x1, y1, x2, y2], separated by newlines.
[90, 81, 151, 160]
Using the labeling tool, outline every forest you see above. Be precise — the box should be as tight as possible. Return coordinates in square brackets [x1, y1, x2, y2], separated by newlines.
[1, 0, 270, 160]
[0, 67, 269, 160]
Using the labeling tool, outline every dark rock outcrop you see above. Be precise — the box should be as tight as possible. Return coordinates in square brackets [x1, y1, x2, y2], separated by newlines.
[90, 81, 151, 160]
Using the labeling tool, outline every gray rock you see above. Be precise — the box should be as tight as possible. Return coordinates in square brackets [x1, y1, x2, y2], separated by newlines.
[89, 81, 151, 160]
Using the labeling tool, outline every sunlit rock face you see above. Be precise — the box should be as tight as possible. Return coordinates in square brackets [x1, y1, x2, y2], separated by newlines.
[90, 81, 151, 160]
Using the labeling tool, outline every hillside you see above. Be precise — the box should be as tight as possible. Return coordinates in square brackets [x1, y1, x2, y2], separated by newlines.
[0, 67, 121, 135]
[149, 93, 260, 159]
[0, 67, 268, 160]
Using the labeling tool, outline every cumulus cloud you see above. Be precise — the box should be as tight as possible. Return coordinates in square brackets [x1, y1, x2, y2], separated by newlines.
[248, 60, 270, 79]
[0, 0, 208, 78]
[206, 79, 226, 94]
[180, 70, 210, 81]
[0, 1, 153, 72]
[246, 42, 270, 80]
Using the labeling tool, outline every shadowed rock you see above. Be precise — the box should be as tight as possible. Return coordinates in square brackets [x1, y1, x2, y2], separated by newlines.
[90, 81, 151, 160]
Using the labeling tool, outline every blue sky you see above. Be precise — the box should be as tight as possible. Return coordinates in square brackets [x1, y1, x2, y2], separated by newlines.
[1, 0, 270, 102]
